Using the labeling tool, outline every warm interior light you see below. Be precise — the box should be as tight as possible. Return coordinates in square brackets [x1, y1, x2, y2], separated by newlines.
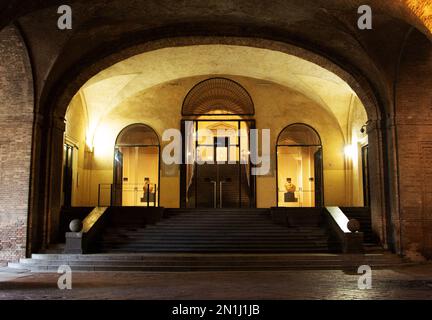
[85, 135, 94, 152]
[93, 124, 116, 158]
[344, 145, 356, 158]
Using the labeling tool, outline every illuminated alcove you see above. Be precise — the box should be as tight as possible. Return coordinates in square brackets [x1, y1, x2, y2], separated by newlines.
[63, 44, 369, 209]
[276, 124, 322, 208]
[112, 124, 160, 207]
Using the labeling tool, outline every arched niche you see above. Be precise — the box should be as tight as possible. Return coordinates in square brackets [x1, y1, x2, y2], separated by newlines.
[276, 123, 323, 208]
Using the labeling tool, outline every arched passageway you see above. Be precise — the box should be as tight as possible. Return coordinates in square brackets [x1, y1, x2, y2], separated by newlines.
[51, 41, 381, 240]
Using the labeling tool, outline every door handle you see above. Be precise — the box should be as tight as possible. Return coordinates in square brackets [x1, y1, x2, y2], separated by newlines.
[219, 181, 227, 208]
[204, 178, 217, 208]
[210, 180, 217, 208]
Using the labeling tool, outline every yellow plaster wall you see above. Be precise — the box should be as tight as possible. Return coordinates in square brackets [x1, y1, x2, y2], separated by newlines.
[64, 93, 93, 206]
[347, 96, 369, 206]
[66, 74, 366, 208]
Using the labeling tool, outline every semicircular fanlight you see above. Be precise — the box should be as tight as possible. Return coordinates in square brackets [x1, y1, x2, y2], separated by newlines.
[277, 124, 321, 146]
[182, 77, 254, 116]
[116, 123, 159, 146]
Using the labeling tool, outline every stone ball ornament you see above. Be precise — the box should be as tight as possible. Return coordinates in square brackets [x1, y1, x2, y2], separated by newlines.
[69, 219, 83, 232]
[347, 219, 361, 233]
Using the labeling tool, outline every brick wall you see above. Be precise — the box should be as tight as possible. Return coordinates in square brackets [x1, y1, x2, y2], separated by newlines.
[395, 30, 432, 259]
[0, 25, 34, 264]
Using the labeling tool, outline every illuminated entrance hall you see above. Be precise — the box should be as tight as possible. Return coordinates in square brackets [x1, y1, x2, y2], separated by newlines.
[181, 78, 257, 209]
[183, 119, 255, 209]
[1, 0, 432, 301]
[63, 49, 371, 212]
[34, 43, 382, 257]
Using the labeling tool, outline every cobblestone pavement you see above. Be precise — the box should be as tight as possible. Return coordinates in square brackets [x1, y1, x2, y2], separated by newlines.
[1, 264, 432, 300]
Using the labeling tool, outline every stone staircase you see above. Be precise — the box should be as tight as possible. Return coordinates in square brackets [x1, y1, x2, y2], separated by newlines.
[97, 208, 334, 253]
[5, 207, 408, 272]
[7, 252, 407, 272]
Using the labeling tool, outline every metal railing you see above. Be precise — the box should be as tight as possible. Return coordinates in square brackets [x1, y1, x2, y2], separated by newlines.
[278, 189, 316, 207]
[98, 183, 158, 207]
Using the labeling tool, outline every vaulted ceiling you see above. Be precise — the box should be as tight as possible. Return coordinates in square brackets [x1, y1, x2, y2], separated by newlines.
[2, 0, 431, 35]
[76, 44, 366, 145]
[1, 0, 430, 118]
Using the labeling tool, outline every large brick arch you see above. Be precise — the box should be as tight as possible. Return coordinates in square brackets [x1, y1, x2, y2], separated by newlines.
[0, 2, 429, 260]
[27, 36, 393, 256]
[0, 1, 430, 38]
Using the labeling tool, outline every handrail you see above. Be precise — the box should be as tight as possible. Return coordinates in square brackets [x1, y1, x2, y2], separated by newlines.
[211, 180, 217, 208]
[64, 206, 109, 254]
[82, 207, 108, 233]
[98, 183, 158, 207]
[186, 163, 195, 195]
[241, 163, 250, 188]
[325, 206, 364, 253]
[326, 206, 350, 233]
[219, 181, 226, 208]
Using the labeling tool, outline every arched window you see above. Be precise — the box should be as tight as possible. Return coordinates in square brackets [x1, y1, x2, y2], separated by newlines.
[276, 124, 323, 208]
[116, 123, 159, 146]
[182, 77, 254, 116]
[277, 123, 321, 146]
[113, 124, 160, 207]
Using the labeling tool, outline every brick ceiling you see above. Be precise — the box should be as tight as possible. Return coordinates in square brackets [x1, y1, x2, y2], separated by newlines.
[0, 0, 430, 117]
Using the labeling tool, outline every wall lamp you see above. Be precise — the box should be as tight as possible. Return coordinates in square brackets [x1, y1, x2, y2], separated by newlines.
[360, 120, 371, 134]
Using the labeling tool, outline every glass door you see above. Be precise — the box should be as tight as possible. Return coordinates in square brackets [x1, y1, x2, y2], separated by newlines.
[276, 124, 323, 207]
[182, 120, 255, 208]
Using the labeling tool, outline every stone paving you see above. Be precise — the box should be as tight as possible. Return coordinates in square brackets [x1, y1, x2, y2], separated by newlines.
[1, 264, 432, 300]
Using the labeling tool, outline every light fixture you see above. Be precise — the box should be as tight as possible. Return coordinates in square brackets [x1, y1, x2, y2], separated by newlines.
[344, 145, 356, 158]
[360, 120, 371, 134]
[85, 136, 94, 152]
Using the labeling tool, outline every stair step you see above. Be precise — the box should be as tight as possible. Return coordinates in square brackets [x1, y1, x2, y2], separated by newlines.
[100, 246, 332, 250]
[10, 264, 402, 272]
[103, 235, 329, 240]
[88, 207, 384, 256]
[107, 229, 327, 234]
[101, 243, 332, 248]
[17, 252, 404, 271]
[98, 208, 334, 253]
[29, 252, 400, 261]
[102, 249, 332, 253]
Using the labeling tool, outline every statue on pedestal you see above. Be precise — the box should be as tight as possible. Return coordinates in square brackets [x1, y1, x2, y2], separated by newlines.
[141, 177, 155, 204]
[284, 178, 298, 202]
[143, 177, 154, 194]
[284, 178, 296, 193]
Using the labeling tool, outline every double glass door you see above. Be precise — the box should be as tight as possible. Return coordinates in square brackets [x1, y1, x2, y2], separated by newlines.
[182, 120, 255, 208]
[197, 137, 239, 208]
